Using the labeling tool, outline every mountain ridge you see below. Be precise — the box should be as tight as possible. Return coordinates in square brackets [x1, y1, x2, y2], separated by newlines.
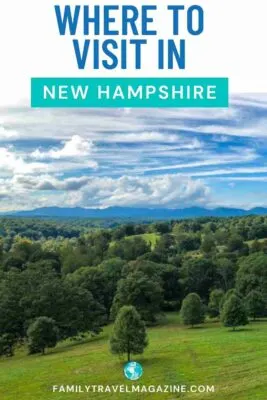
[1, 206, 267, 219]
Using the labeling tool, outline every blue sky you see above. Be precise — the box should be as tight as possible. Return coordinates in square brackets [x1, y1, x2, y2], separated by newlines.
[1, 94, 267, 211]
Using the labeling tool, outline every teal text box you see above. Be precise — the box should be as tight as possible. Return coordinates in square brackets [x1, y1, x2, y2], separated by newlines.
[31, 77, 228, 108]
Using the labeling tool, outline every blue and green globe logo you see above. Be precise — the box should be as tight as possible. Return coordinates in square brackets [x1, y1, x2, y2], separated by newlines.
[124, 361, 143, 380]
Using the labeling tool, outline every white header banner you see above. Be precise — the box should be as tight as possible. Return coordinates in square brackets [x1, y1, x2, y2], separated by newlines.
[0, 0, 266, 105]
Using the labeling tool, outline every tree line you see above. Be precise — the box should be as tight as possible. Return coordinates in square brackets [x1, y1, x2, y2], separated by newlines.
[0, 214, 267, 357]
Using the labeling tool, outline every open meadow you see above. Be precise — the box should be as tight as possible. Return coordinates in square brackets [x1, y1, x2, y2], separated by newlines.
[1, 314, 267, 400]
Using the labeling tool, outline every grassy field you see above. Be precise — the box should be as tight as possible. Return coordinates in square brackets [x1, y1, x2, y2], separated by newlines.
[245, 238, 267, 246]
[131, 233, 160, 249]
[1, 314, 267, 400]
[110, 233, 160, 250]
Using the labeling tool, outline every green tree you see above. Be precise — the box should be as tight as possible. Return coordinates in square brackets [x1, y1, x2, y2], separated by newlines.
[99, 258, 126, 315]
[27, 317, 59, 355]
[110, 306, 148, 362]
[180, 258, 217, 301]
[236, 253, 267, 301]
[0, 238, 3, 261]
[201, 235, 216, 254]
[66, 267, 109, 315]
[221, 294, 248, 331]
[61, 246, 93, 275]
[154, 234, 176, 257]
[214, 229, 228, 245]
[180, 293, 205, 327]
[108, 237, 149, 261]
[122, 260, 181, 310]
[208, 289, 224, 318]
[176, 233, 201, 253]
[152, 222, 170, 234]
[245, 290, 266, 320]
[111, 271, 163, 324]
[0, 269, 26, 339]
[0, 334, 16, 357]
[35, 280, 106, 339]
[2, 254, 26, 271]
[250, 240, 262, 253]
[219, 288, 241, 312]
[216, 258, 236, 291]
[227, 235, 249, 255]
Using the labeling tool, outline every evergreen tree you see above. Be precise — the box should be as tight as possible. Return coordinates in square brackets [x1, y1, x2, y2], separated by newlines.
[245, 290, 266, 320]
[110, 306, 148, 362]
[27, 317, 59, 355]
[221, 294, 248, 330]
[180, 293, 205, 327]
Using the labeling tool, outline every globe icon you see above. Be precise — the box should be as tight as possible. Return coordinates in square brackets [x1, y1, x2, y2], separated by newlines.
[124, 361, 143, 380]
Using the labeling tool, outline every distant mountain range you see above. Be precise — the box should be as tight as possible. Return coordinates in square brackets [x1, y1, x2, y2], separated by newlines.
[1, 206, 267, 219]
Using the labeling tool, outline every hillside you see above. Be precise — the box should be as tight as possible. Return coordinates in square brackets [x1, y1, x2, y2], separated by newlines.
[1, 215, 267, 400]
[1, 314, 267, 400]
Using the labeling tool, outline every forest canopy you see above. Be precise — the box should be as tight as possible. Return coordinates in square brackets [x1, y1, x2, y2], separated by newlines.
[1, 213, 267, 355]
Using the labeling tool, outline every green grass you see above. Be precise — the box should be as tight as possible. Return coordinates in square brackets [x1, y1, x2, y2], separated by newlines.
[1, 314, 267, 400]
[110, 233, 160, 250]
[245, 238, 267, 246]
[130, 233, 160, 250]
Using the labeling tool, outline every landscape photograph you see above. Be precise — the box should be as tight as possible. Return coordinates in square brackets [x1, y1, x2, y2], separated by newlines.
[1, 94, 267, 399]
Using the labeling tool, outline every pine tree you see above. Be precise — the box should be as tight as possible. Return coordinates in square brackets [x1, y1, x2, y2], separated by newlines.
[221, 294, 248, 330]
[110, 306, 148, 362]
[180, 293, 205, 327]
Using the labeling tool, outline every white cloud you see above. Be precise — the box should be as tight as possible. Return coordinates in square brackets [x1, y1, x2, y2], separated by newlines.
[0, 173, 210, 210]
[0, 95, 267, 211]
[140, 149, 259, 173]
[95, 132, 179, 143]
[0, 143, 98, 178]
[12, 175, 90, 191]
[184, 122, 267, 138]
[218, 177, 267, 182]
[0, 126, 19, 139]
[189, 166, 267, 178]
[31, 135, 94, 160]
[1, 95, 266, 142]
[79, 174, 210, 208]
[0, 147, 48, 175]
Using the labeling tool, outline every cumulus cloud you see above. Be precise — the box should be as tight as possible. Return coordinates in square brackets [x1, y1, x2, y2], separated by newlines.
[0, 145, 97, 178]
[8, 173, 210, 209]
[79, 174, 210, 208]
[0, 147, 48, 175]
[31, 135, 95, 160]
